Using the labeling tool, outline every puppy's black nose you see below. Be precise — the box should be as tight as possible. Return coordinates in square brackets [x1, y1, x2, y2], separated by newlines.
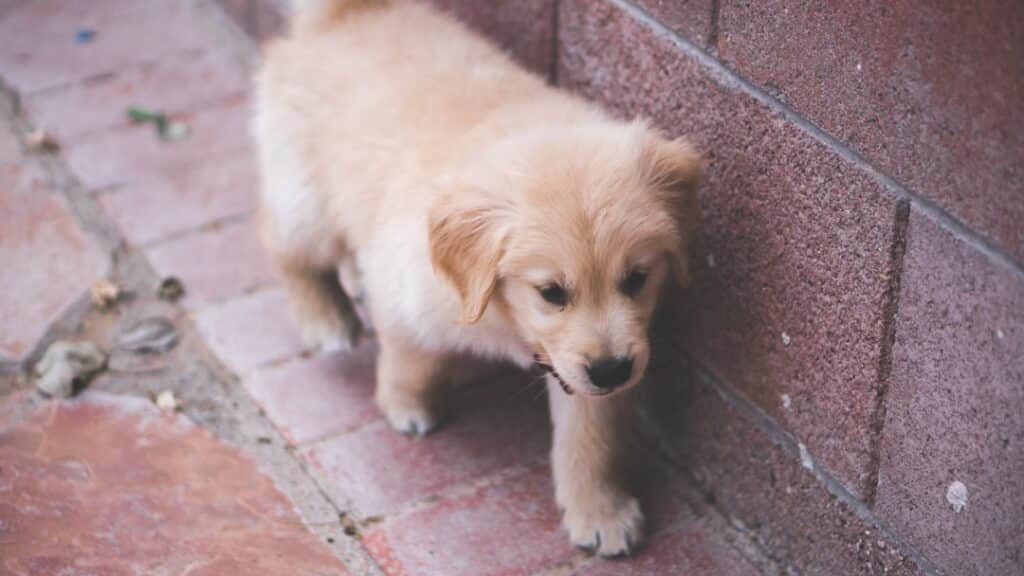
[585, 357, 634, 390]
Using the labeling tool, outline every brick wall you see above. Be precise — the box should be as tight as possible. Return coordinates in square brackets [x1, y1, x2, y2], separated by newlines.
[219, 1, 1023, 574]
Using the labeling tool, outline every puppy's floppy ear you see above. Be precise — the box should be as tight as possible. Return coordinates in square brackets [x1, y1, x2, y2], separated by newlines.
[642, 134, 703, 287]
[429, 188, 510, 324]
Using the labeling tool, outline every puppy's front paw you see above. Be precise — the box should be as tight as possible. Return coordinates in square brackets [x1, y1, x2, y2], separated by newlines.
[377, 391, 441, 437]
[383, 404, 439, 437]
[563, 494, 644, 557]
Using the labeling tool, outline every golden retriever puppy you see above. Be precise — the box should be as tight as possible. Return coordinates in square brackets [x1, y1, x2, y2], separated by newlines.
[253, 0, 701, 557]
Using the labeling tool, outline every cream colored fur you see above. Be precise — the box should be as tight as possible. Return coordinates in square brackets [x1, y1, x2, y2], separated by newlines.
[253, 0, 700, 557]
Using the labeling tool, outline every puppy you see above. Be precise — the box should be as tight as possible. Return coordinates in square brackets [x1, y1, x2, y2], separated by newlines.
[253, 0, 701, 557]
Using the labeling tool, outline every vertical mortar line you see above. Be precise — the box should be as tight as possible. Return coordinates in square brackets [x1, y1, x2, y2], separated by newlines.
[708, 0, 720, 53]
[550, 0, 561, 85]
[865, 198, 911, 506]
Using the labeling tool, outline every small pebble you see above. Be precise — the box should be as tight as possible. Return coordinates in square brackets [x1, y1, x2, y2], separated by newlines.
[157, 276, 185, 301]
[155, 389, 180, 411]
[781, 393, 792, 410]
[34, 341, 107, 398]
[781, 331, 792, 346]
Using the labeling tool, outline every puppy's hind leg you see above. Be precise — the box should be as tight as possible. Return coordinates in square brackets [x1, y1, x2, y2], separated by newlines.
[279, 263, 363, 354]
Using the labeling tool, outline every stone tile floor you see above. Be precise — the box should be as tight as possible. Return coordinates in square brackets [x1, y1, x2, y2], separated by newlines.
[0, 1, 769, 574]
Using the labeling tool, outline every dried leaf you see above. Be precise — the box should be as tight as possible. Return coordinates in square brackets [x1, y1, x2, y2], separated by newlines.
[26, 129, 59, 152]
[116, 317, 178, 354]
[90, 278, 120, 309]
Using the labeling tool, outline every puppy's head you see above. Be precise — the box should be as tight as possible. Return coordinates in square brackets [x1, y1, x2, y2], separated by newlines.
[430, 121, 701, 396]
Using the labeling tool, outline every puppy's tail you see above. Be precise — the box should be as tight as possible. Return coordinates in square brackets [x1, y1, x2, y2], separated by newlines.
[291, 0, 383, 34]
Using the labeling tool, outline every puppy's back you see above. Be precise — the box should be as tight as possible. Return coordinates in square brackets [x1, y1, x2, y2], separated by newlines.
[254, 0, 555, 247]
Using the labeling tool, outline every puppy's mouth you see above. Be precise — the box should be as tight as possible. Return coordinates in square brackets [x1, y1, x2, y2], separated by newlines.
[533, 353, 573, 395]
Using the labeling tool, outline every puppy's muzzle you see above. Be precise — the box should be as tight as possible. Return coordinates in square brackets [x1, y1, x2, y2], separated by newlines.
[585, 356, 634, 392]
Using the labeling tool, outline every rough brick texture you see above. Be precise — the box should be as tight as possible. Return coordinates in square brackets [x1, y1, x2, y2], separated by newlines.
[304, 376, 550, 516]
[0, 394, 348, 575]
[634, 0, 714, 48]
[652, 361, 925, 576]
[875, 209, 1024, 576]
[0, 0, 210, 93]
[244, 348, 379, 444]
[558, 0, 898, 498]
[362, 466, 572, 576]
[194, 289, 302, 374]
[144, 218, 275, 307]
[717, 0, 1024, 263]
[23, 48, 246, 143]
[99, 153, 257, 246]
[65, 98, 250, 191]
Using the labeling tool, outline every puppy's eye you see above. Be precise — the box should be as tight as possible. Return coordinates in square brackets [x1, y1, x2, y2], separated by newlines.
[538, 284, 568, 307]
[621, 269, 648, 296]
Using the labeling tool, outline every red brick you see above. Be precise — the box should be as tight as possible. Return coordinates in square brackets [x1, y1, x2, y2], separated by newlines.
[0, 0, 211, 93]
[303, 374, 550, 516]
[194, 289, 303, 374]
[362, 465, 573, 576]
[100, 153, 258, 246]
[64, 98, 251, 191]
[649, 361, 925, 576]
[245, 347, 380, 444]
[0, 393, 348, 575]
[875, 210, 1024, 576]
[576, 519, 760, 576]
[717, 0, 1024, 262]
[24, 48, 247, 143]
[427, 0, 556, 79]
[0, 120, 107, 363]
[634, 0, 714, 48]
[558, 0, 898, 497]
[145, 217, 275, 307]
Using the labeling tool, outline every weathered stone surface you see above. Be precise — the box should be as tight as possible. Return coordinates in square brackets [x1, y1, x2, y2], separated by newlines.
[0, 393, 348, 575]
[876, 209, 1024, 576]
[717, 0, 1024, 263]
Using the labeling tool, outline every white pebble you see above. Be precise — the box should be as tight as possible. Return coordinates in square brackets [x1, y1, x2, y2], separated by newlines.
[798, 442, 814, 471]
[946, 481, 968, 513]
[155, 390, 180, 411]
[781, 332, 792, 346]
[781, 393, 792, 410]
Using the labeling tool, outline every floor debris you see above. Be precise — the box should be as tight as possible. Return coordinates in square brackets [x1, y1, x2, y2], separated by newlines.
[90, 278, 121, 309]
[116, 317, 179, 354]
[74, 28, 96, 44]
[155, 389, 180, 411]
[126, 106, 189, 142]
[157, 276, 185, 301]
[946, 481, 968, 513]
[34, 341, 107, 398]
[26, 129, 59, 152]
